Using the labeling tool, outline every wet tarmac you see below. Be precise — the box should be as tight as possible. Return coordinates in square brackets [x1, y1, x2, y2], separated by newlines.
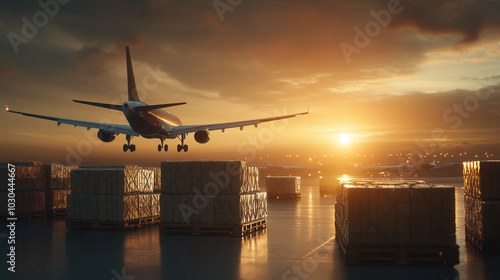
[1, 176, 499, 280]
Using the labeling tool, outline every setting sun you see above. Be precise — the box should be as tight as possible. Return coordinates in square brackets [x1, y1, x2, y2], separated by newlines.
[339, 133, 351, 145]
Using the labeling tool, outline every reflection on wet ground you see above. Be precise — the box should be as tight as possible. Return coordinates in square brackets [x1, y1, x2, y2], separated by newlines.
[1, 177, 499, 279]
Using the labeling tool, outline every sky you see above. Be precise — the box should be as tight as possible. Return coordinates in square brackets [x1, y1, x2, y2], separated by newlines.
[1, 0, 500, 166]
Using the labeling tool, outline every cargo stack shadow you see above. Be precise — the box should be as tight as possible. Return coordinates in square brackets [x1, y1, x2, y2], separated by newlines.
[159, 235, 242, 279]
[65, 229, 127, 279]
[344, 265, 458, 280]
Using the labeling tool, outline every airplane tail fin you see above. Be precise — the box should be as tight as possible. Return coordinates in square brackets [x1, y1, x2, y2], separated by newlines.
[126, 46, 141, 102]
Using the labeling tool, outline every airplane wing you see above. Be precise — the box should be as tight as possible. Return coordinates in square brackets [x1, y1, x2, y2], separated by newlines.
[170, 111, 308, 136]
[5, 104, 139, 136]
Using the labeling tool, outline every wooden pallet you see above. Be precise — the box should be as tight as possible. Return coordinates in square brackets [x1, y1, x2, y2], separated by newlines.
[159, 218, 267, 237]
[267, 193, 301, 199]
[67, 216, 160, 231]
[336, 226, 459, 265]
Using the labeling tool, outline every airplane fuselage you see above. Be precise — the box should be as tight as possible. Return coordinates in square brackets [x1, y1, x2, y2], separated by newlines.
[123, 101, 182, 139]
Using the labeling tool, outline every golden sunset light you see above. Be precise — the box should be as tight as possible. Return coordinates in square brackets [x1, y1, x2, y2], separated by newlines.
[2, 2, 500, 279]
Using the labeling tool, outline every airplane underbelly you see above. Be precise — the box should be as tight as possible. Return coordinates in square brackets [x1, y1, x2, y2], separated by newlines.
[126, 113, 162, 135]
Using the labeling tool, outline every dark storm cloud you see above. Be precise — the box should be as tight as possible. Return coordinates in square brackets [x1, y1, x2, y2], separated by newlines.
[385, 0, 500, 43]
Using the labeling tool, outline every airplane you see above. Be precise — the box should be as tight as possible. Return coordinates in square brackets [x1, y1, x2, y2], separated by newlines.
[361, 162, 408, 172]
[421, 160, 461, 170]
[420, 159, 437, 170]
[262, 162, 307, 170]
[4, 46, 308, 153]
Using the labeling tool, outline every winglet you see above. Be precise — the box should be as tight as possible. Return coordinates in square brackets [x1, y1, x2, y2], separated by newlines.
[4, 102, 9, 111]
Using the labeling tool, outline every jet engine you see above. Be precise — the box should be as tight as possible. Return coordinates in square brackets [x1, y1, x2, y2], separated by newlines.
[194, 130, 210, 144]
[97, 129, 116, 143]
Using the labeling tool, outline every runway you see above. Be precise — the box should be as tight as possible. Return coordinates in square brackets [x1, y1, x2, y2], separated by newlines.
[1, 176, 499, 280]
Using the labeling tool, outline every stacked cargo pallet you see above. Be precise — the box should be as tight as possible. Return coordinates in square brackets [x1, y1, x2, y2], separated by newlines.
[67, 165, 159, 230]
[265, 176, 301, 199]
[159, 161, 267, 236]
[335, 179, 459, 265]
[463, 161, 500, 252]
[45, 163, 74, 216]
[0, 162, 47, 219]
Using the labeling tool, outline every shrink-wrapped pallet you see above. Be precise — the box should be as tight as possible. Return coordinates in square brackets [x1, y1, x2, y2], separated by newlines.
[159, 161, 266, 236]
[0, 191, 45, 215]
[335, 179, 456, 247]
[265, 176, 301, 195]
[463, 161, 500, 200]
[0, 162, 46, 191]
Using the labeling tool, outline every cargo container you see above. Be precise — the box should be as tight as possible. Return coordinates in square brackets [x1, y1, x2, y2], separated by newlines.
[159, 161, 267, 236]
[67, 166, 160, 230]
[335, 179, 459, 265]
[265, 176, 301, 199]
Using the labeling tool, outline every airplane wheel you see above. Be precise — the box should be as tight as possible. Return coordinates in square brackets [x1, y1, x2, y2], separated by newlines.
[158, 144, 162, 152]
[130, 145, 136, 152]
[123, 144, 128, 152]
[183, 145, 188, 152]
[164, 144, 168, 152]
[177, 144, 182, 152]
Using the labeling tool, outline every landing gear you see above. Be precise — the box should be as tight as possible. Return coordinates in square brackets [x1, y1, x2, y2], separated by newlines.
[176, 144, 188, 152]
[176, 134, 188, 152]
[123, 135, 136, 152]
[158, 139, 168, 152]
[123, 144, 136, 152]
